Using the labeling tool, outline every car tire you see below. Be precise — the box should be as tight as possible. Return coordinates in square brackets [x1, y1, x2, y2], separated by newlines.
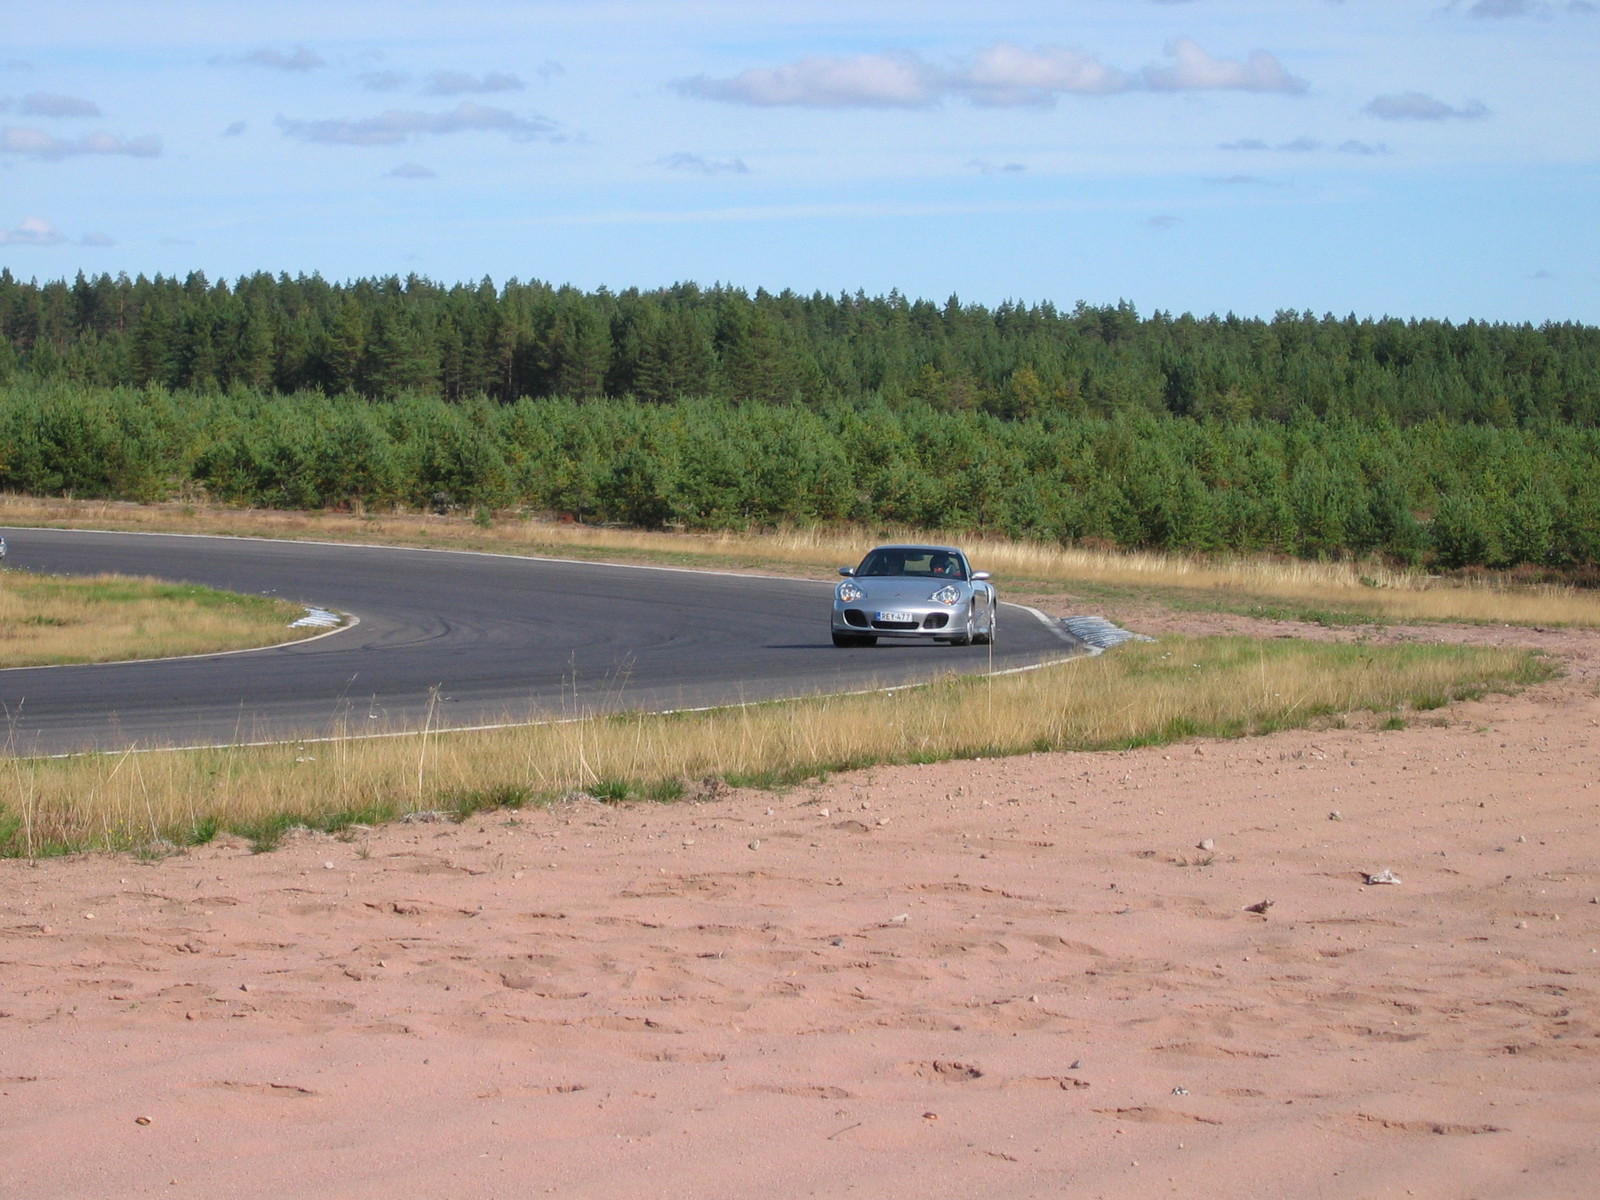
[975, 608, 996, 645]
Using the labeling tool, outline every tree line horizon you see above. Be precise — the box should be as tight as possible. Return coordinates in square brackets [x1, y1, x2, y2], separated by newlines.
[5, 268, 1598, 422]
[1, 269, 1598, 572]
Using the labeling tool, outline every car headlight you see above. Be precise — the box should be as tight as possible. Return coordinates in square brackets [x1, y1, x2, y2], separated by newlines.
[837, 581, 865, 603]
[930, 585, 961, 606]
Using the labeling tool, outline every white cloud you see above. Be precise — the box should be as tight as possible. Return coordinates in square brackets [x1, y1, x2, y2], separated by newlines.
[967, 158, 1027, 174]
[80, 231, 114, 246]
[657, 152, 750, 175]
[276, 102, 558, 145]
[956, 43, 1133, 106]
[0, 216, 64, 245]
[1224, 134, 1392, 156]
[425, 71, 524, 96]
[1461, 0, 1594, 13]
[387, 162, 436, 178]
[1364, 92, 1489, 120]
[1204, 174, 1268, 185]
[360, 70, 410, 92]
[19, 93, 100, 118]
[683, 39, 1304, 109]
[1144, 214, 1180, 229]
[1143, 38, 1307, 94]
[0, 126, 160, 158]
[80, 131, 158, 155]
[362, 70, 528, 96]
[679, 52, 938, 108]
[222, 46, 326, 72]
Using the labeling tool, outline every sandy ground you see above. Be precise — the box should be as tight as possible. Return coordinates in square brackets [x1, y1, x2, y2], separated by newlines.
[3, 610, 1599, 1200]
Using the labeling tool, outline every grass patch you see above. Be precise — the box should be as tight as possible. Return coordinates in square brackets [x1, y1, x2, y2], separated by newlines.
[447, 784, 533, 821]
[1236, 603, 1380, 628]
[6, 493, 1599, 627]
[0, 635, 1554, 858]
[0, 568, 321, 667]
[643, 777, 686, 802]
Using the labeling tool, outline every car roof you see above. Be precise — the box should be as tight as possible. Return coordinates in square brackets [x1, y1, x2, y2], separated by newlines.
[865, 544, 965, 555]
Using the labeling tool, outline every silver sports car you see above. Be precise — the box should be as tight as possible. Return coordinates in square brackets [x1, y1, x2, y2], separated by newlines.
[830, 544, 996, 647]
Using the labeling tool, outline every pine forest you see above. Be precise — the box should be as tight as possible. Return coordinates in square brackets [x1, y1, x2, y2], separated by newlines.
[3, 269, 1598, 573]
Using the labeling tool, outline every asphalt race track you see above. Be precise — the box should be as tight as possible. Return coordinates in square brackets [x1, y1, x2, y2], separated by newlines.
[0, 527, 1085, 756]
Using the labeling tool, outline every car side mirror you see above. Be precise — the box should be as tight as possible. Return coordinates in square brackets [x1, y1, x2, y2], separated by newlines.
[838, 567, 855, 577]
[970, 571, 991, 581]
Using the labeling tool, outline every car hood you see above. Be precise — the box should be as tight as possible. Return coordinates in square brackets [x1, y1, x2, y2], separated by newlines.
[849, 578, 964, 603]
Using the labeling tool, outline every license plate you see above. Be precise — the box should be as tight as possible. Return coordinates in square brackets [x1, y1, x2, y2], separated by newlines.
[876, 610, 915, 623]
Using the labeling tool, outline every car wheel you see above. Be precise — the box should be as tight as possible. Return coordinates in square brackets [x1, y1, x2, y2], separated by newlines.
[976, 607, 996, 645]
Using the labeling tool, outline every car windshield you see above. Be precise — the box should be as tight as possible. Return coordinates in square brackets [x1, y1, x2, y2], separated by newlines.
[856, 549, 965, 580]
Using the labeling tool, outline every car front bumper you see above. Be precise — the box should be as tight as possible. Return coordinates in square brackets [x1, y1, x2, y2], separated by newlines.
[831, 599, 968, 639]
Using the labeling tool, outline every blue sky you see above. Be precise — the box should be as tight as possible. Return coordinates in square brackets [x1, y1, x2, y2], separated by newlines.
[3, 0, 1596, 321]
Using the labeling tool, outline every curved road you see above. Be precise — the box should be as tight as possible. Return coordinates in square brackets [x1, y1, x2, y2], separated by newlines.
[0, 527, 1083, 756]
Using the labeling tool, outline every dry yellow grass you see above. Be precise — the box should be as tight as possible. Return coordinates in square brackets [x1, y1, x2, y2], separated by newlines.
[0, 570, 318, 668]
[5, 493, 1597, 627]
[0, 635, 1548, 856]
[552, 524, 1600, 627]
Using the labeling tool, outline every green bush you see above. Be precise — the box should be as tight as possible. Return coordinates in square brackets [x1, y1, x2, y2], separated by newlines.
[3, 379, 1599, 570]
